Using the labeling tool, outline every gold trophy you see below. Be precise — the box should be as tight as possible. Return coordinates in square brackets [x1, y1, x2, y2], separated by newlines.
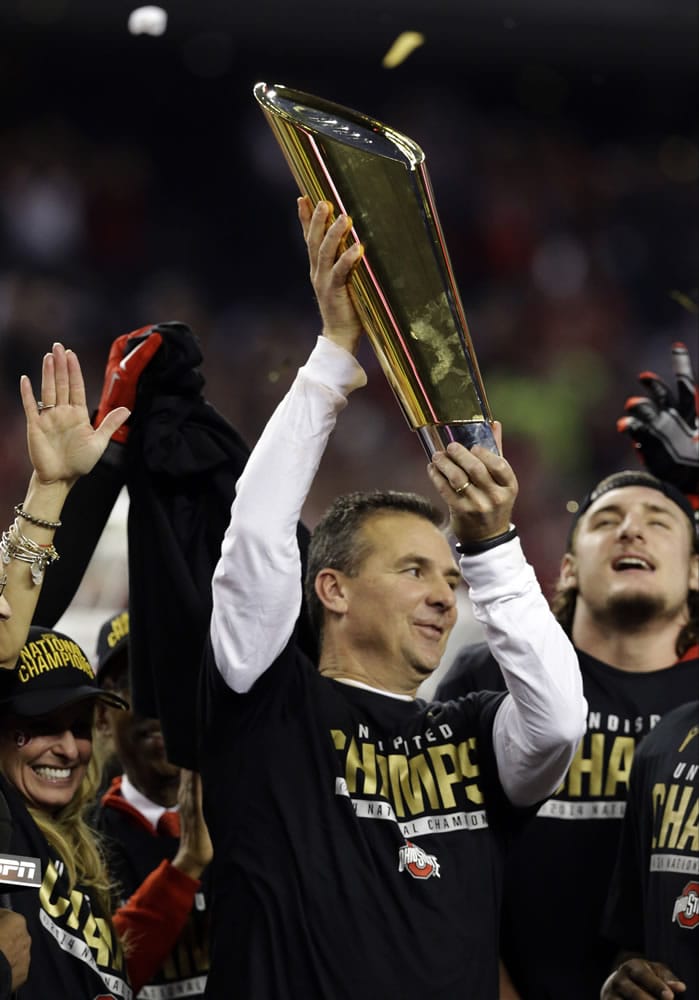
[254, 82, 497, 457]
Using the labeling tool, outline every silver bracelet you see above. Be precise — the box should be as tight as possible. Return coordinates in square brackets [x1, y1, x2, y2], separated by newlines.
[0, 519, 60, 585]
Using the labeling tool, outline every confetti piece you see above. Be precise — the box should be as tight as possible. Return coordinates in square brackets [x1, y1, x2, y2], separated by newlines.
[128, 6, 168, 36]
[382, 31, 425, 69]
[669, 289, 699, 314]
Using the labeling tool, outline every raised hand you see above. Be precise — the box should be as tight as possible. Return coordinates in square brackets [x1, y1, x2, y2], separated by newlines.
[427, 423, 519, 547]
[617, 341, 698, 497]
[172, 769, 213, 879]
[298, 196, 364, 356]
[20, 342, 130, 487]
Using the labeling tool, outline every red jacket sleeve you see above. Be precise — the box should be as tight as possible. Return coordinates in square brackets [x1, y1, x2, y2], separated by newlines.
[113, 859, 200, 993]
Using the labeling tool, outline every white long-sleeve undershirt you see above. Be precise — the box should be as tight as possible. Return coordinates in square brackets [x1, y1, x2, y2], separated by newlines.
[210, 335, 586, 808]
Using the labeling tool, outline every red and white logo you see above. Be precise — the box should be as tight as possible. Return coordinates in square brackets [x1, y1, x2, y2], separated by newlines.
[398, 840, 440, 880]
[672, 881, 699, 929]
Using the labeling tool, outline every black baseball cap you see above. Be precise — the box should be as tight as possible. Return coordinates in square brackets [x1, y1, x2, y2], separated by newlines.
[95, 610, 130, 684]
[567, 470, 697, 550]
[0, 626, 128, 717]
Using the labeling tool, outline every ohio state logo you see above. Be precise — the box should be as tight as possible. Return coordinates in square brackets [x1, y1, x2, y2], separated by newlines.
[398, 840, 440, 880]
[672, 881, 699, 929]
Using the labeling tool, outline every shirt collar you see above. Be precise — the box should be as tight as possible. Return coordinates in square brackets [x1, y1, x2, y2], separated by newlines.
[120, 773, 179, 831]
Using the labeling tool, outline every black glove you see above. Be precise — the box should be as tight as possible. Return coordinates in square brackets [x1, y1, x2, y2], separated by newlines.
[617, 341, 698, 500]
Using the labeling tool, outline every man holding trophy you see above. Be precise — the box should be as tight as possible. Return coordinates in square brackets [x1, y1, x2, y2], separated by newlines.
[198, 196, 587, 998]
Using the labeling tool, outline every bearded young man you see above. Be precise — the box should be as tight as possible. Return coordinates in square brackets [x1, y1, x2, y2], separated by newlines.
[438, 348, 699, 998]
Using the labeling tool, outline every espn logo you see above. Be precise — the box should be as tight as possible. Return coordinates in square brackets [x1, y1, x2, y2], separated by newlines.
[0, 855, 42, 888]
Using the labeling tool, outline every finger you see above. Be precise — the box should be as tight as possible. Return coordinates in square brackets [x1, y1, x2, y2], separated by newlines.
[333, 241, 364, 282]
[65, 348, 87, 409]
[305, 200, 333, 267]
[638, 372, 672, 409]
[297, 196, 313, 240]
[491, 420, 503, 454]
[39, 351, 56, 408]
[446, 440, 515, 490]
[429, 447, 471, 493]
[431, 443, 491, 495]
[617, 414, 646, 437]
[624, 396, 660, 423]
[671, 342, 698, 423]
[94, 406, 130, 441]
[317, 213, 353, 271]
[19, 374, 38, 421]
[51, 342, 70, 406]
[469, 444, 517, 489]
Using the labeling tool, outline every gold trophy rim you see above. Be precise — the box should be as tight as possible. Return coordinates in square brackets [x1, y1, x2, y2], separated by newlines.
[253, 81, 426, 170]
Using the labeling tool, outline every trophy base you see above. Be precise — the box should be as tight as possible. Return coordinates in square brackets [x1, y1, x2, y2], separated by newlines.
[416, 421, 499, 458]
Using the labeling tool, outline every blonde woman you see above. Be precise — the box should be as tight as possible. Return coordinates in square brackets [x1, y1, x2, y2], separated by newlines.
[0, 626, 131, 997]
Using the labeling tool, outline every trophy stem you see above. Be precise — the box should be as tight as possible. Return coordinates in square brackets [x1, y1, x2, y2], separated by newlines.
[416, 421, 498, 458]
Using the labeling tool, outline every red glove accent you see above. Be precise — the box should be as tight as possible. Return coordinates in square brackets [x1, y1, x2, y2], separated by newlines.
[94, 325, 163, 444]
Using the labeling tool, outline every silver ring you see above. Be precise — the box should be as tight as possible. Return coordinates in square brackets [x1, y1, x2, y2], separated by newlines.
[454, 479, 471, 495]
[37, 402, 56, 412]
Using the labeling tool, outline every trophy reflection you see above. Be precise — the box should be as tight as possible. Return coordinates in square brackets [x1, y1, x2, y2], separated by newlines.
[254, 82, 497, 457]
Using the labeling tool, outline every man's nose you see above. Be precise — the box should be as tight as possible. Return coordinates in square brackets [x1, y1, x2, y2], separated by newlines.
[617, 513, 645, 540]
[430, 577, 457, 609]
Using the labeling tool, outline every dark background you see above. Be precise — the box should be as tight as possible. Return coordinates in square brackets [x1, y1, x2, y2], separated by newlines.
[1, 0, 697, 591]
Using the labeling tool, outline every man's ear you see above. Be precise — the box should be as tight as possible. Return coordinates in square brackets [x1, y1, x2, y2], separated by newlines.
[559, 552, 578, 590]
[314, 569, 349, 617]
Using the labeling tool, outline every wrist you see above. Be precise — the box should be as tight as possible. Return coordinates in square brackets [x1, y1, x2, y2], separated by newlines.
[455, 524, 517, 556]
[23, 474, 72, 522]
[171, 849, 207, 880]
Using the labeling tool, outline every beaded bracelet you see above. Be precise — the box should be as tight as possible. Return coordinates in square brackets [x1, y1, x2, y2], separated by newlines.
[14, 504, 61, 530]
[0, 519, 60, 584]
[455, 524, 518, 556]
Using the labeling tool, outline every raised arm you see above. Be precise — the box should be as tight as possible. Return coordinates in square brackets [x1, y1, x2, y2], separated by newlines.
[0, 343, 129, 668]
[210, 199, 366, 692]
[428, 437, 587, 806]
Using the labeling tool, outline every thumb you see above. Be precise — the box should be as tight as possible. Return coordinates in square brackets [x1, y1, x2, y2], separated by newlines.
[94, 406, 130, 441]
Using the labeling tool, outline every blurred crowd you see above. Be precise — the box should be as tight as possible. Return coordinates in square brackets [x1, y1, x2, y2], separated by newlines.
[1, 61, 696, 592]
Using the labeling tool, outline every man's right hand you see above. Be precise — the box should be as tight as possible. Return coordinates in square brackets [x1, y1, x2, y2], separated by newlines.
[298, 197, 364, 357]
[0, 909, 31, 990]
[601, 958, 686, 999]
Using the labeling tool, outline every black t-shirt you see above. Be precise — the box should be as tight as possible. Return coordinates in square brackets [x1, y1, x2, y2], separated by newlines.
[199, 640, 532, 1000]
[91, 790, 210, 997]
[603, 700, 699, 994]
[437, 643, 699, 1000]
[0, 774, 131, 1000]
